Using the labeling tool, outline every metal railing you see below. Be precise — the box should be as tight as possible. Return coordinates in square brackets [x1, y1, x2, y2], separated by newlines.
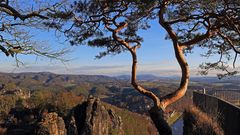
[196, 89, 240, 107]
[193, 91, 240, 135]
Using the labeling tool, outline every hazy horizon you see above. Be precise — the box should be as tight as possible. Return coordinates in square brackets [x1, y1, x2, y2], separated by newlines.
[0, 66, 232, 78]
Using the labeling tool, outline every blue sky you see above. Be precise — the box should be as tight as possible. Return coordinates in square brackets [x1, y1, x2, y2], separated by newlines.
[0, 19, 219, 76]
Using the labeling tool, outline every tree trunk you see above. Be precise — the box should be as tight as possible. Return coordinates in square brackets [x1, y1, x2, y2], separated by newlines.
[109, 16, 173, 135]
[149, 106, 172, 135]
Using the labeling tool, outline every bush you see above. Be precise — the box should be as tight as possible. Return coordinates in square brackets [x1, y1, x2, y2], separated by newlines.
[0, 95, 17, 114]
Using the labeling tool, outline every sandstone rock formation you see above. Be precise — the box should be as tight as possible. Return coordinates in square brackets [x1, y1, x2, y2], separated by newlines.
[66, 96, 123, 135]
[35, 112, 67, 135]
[2, 96, 124, 135]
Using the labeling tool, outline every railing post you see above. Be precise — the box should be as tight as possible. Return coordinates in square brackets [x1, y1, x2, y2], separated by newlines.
[203, 88, 206, 94]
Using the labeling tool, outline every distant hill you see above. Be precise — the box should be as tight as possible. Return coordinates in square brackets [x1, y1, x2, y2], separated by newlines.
[0, 72, 126, 94]
[116, 74, 159, 81]
[191, 76, 240, 83]
[0, 72, 239, 114]
[117, 74, 240, 82]
[1, 71, 238, 83]
[0, 72, 118, 84]
[116, 74, 179, 81]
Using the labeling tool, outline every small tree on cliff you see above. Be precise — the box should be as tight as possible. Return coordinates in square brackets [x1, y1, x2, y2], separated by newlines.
[50, 0, 240, 134]
[0, 0, 66, 65]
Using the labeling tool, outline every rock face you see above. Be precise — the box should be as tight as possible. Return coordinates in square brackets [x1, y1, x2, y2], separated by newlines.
[2, 97, 123, 135]
[35, 112, 67, 135]
[66, 96, 123, 135]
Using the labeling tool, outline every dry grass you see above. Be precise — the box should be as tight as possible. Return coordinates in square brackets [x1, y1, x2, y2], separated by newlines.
[183, 105, 224, 135]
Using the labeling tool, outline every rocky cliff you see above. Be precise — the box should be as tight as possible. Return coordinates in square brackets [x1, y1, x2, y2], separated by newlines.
[33, 96, 123, 135]
[0, 96, 157, 135]
[66, 96, 123, 135]
[35, 112, 67, 135]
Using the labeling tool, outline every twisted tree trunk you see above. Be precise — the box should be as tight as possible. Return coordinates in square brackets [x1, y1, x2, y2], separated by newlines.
[105, 8, 189, 133]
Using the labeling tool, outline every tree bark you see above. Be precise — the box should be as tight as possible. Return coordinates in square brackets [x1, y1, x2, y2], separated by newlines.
[149, 106, 172, 135]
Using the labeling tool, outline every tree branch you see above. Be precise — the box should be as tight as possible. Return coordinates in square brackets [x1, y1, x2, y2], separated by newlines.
[218, 32, 240, 68]
[0, 3, 48, 20]
[158, 2, 190, 109]
[179, 30, 213, 47]
[107, 18, 161, 108]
